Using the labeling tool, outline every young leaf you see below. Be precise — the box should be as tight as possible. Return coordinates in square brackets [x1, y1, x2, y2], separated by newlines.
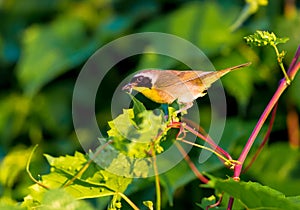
[127, 94, 146, 120]
[107, 108, 166, 158]
[244, 30, 289, 47]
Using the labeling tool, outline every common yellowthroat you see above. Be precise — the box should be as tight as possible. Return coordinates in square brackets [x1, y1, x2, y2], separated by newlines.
[123, 62, 251, 112]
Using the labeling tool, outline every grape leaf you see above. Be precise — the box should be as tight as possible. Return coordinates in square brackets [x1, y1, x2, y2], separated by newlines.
[207, 176, 300, 209]
[39, 188, 94, 210]
[107, 108, 165, 158]
[26, 151, 132, 205]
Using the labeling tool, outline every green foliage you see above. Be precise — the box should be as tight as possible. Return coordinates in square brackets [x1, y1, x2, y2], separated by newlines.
[107, 103, 166, 158]
[205, 176, 300, 209]
[0, 0, 300, 209]
[24, 151, 132, 209]
[26, 189, 94, 210]
[140, 1, 240, 56]
[244, 30, 289, 47]
[0, 146, 32, 188]
[247, 143, 300, 196]
[245, 30, 291, 84]
[17, 17, 97, 96]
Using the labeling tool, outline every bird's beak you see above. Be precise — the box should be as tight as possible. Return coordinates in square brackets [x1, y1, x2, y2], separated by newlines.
[122, 83, 133, 94]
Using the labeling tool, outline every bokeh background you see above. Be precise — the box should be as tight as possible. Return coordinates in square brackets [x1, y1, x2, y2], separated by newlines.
[0, 0, 300, 209]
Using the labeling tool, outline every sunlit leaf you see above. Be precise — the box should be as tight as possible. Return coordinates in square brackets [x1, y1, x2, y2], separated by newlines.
[25, 151, 132, 207]
[128, 94, 146, 125]
[107, 108, 165, 158]
[0, 146, 32, 188]
[40, 188, 94, 210]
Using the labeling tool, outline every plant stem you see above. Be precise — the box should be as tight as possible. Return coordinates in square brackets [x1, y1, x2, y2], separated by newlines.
[118, 192, 140, 210]
[272, 44, 291, 84]
[152, 150, 161, 210]
[227, 197, 234, 210]
[26, 145, 50, 189]
[242, 103, 278, 173]
[178, 138, 236, 168]
[182, 118, 233, 161]
[234, 45, 300, 178]
[229, 46, 300, 210]
[234, 74, 285, 175]
[169, 121, 233, 161]
[175, 141, 209, 183]
[230, 4, 252, 32]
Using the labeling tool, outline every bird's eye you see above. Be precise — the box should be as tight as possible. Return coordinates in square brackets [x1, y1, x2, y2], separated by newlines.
[136, 76, 144, 82]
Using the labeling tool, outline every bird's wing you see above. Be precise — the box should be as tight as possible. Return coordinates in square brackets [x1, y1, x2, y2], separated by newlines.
[154, 70, 210, 88]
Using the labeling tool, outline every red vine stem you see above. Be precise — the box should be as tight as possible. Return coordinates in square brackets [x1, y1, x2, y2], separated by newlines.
[242, 102, 278, 173]
[234, 45, 300, 178]
[169, 121, 232, 161]
[175, 141, 209, 183]
[227, 45, 300, 210]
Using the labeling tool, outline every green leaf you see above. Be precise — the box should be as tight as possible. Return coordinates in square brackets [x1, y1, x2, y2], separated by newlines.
[44, 152, 87, 174]
[92, 145, 151, 178]
[46, 152, 131, 192]
[207, 176, 300, 209]
[17, 17, 96, 96]
[30, 83, 73, 136]
[107, 108, 165, 158]
[41, 189, 94, 210]
[0, 202, 25, 210]
[0, 146, 32, 188]
[128, 94, 147, 125]
[0, 94, 30, 148]
[107, 109, 135, 139]
[247, 143, 300, 196]
[26, 151, 132, 205]
[140, 1, 240, 56]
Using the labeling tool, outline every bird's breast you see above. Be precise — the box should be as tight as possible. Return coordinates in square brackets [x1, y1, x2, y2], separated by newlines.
[138, 88, 176, 104]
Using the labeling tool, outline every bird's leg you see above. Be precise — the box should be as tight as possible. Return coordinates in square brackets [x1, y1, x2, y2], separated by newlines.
[161, 104, 169, 120]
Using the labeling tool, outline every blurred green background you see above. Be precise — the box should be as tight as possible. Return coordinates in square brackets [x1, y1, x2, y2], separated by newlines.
[0, 0, 300, 209]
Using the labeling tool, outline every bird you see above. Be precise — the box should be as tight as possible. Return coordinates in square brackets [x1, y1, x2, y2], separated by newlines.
[122, 62, 251, 113]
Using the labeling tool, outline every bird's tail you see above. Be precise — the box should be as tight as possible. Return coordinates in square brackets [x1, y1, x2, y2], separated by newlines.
[217, 62, 252, 77]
